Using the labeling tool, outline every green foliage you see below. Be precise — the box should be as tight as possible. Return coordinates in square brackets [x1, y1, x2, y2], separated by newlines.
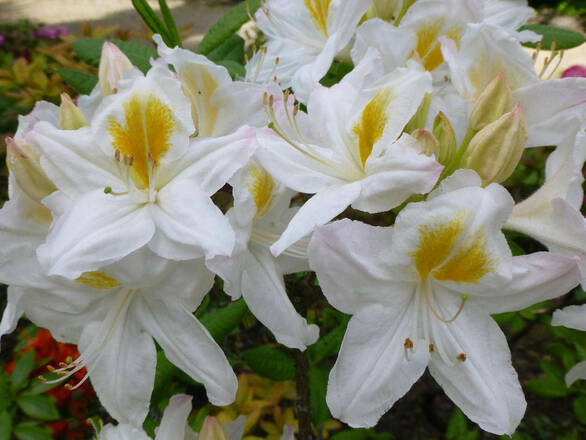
[131, 0, 182, 48]
[309, 365, 330, 427]
[72, 38, 158, 73]
[330, 428, 392, 440]
[519, 24, 586, 50]
[0, 411, 11, 440]
[446, 408, 478, 440]
[9, 351, 36, 392]
[198, 0, 260, 56]
[242, 346, 295, 381]
[13, 422, 53, 440]
[207, 34, 245, 64]
[16, 395, 59, 421]
[308, 315, 350, 364]
[57, 68, 98, 95]
[200, 298, 249, 342]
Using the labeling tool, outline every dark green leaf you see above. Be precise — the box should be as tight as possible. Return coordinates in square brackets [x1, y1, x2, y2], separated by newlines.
[309, 366, 330, 427]
[14, 423, 53, 440]
[131, 0, 168, 42]
[198, 0, 260, 55]
[24, 373, 61, 396]
[0, 411, 11, 440]
[16, 395, 59, 421]
[216, 60, 246, 79]
[519, 24, 586, 50]
[9, 351, 35, 392]
[200, 298, 248, 342]
[574, 395, 586, 425]
[330, 428, 392, 440]
[242, 346, 295, 381]
[307, 318, 349, 364]
[0, 374, 11, 412]
[526, 377, 569, 398]
[207, 34, 244, 63]
[159, 0, 182, 48]
[72, 38, 158, 73]
[188, 405, 210, 432]
[446, 408, 477, 440]
[57, 68, 98, 95]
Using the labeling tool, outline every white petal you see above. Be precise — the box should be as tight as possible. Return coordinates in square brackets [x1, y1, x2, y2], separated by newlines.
[81, 293, 156, 427]
[225, 416, 247, 440]
[565, 361, 586, 386]
[149, 180, 234, 260]
[137, 297, 237, 406]
[552, 305, 586, 332]
[241, 247, 319, 350]
[155, 394, 193, 440]
[309, 219, 406, 314]
[99, 424, 151, 440]
[29, 123, 122, 198]
[428, 307, 526, 435]
[0, 287, 25, 347]
[164, 126, 256, 196]
[471, 252, 580, 314]
[327, 303, 430, 428]
[37, 190, 155, 279]
[271, 182, 362, 256]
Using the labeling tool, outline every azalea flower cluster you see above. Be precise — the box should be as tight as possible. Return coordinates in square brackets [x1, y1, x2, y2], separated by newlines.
[0, 0, 585, 437]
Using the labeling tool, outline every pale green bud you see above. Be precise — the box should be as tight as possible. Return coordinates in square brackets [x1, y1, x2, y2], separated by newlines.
[411, 129, 440, 158]
[59, 93, 89, 130]
[469, 72, 512, 131]
[6, 137, 56, 202]
[99, 41, 133, 96]
[432, 111, 456, 166]
[199, 417, 228, 440]
[462, 103, 527, 185]
[403, 92, 431, 134]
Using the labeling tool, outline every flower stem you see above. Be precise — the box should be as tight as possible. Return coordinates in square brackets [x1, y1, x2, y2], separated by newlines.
[294, 348, 312, 440]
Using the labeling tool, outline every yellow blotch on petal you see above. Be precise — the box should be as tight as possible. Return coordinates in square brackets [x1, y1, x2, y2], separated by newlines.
[108, 93, 175, 188]
[433, 229, 495, 283]
[76, 271, 121, 290]
[412, 214, 465, 281]
[305, 0, 333, 37]
[416, 20, 461, 72]
[353, 88, 394, 168]
[246, 165, 275, 219]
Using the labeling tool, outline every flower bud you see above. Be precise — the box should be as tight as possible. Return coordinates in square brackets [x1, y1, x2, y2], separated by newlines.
[6, 137, 56, 202]
[462, 103, 527, 185]
[99, 41, 133, 96]
[403, 93, 431, 134]
[59, 93, 89, 130]
[468, 73, 512, 131]
[199, 416, 228, 440]
[411, 129, 440, 157]
[432, 111, 456, 166]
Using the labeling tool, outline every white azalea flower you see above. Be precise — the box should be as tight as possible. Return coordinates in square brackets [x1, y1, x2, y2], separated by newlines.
[256, 53, 442, 255]
[246, 0, 371, 101]
[505, 123, 586, 287]
[29, 64, 255, 279]
[9, 248, 235, 427]
[551, 305, 586, 386]
[308, 170, 580, 434]
[208, 161, 319, 350]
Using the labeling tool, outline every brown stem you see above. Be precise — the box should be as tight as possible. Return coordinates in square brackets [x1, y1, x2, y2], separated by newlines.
[294, 348, 312, 440]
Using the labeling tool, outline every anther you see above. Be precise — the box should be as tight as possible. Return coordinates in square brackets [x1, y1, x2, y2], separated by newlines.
[59, 362, 68, 368]
[47, 365, 55, 372]
[269, 94, 274, 107]
[64, 383, 73, 390]
[244, 53, 249, 63]
[293, 103, 299, 116]
[104, 186, 112, 194]
[404, 338, 414, 349]
[456, 353, 467, 362]
[112, 87, 118, 94]
[38, 375, 47, 383]
[428, 343, 435, 353]
[275, 57, 280, 65]
[115, 149, 121, 161]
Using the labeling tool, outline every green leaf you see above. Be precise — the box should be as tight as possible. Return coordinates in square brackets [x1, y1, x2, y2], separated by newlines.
[309, 366, 330, 427]
[526, 377, 569, 398]
[24, 373, 61, 396]
[216, 60, 246, 79]
[330, 428, 392, 440]
[16, 395, 60, 421]
[307, 318, 349, 364]
[574, 395, 586, 425]
[0, 411, 12, 440]
[9, 351, 35, 392]
[206, 34, 244, 63]
[159, 0, 182, 48]
[198, 0, 260, 55]
[72, 38, 158, 73]
[0, 374, 11, 412]
[57, 68, 98, 95]
[446, 408, 477, 440]
[131, 0, 168, 42]
[242, 346, 295, 381]
[14, 423, 53, 440]
[519, 24, 586, 50]
[200, 298, 248, 342]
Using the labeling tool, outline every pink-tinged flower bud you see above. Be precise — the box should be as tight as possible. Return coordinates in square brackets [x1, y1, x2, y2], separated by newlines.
[59, 93, 89, 130]
[199, 416, 229, 440]
[6, 137, 56, 202]
[411, 129, 440, 158]
[432, 111, 457, 167]
[99, 42, 133, 96]
[469, 73, 512, 131]
[463, 103, 527, 185]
